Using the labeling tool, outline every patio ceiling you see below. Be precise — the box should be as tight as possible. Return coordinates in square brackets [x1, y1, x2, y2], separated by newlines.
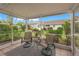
[0, 3, 79, 19]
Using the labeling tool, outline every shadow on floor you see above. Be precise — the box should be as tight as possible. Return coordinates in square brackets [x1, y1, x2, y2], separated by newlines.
[5, 42, 43, 56]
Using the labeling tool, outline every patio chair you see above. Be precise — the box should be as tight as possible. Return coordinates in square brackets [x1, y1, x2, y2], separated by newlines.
[21, 31, 32, 48]
[41, 34, 56, 56]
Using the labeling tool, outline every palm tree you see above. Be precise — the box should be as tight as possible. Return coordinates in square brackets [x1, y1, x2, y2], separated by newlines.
[62, 21, 71, 45]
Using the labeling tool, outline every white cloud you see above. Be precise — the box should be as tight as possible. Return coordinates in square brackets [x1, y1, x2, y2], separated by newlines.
[17, 18, 24, 21]
[29, 18, 39, 22]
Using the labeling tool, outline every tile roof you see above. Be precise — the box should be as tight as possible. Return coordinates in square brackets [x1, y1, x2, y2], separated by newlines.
[41, 20, 65, 25]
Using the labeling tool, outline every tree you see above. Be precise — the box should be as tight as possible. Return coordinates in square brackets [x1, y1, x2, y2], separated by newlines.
[63, 21, 70, 34]
[7, 16, 13, 25]
[16, 22, 26, 31]
[62, 21, 71, 45]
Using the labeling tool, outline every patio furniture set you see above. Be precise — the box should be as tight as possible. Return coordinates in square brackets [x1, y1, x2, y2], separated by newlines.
[21, 31, 56, 56]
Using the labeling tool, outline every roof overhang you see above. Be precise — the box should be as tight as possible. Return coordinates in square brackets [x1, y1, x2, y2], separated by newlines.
[0, 3, 79, 19]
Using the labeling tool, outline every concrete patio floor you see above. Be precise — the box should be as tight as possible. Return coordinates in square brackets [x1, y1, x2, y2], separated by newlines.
[0, 40, 72, 56]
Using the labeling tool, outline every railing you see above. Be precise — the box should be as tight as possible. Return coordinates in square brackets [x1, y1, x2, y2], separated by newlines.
[39, 33, 71, 46]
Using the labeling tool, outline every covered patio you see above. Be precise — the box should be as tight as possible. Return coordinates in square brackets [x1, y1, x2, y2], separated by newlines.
[0, 40, 71, 56]
[0, 3, 79, 56]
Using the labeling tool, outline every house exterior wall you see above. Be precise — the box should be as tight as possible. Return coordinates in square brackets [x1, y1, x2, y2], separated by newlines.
[52, 25, 62, 30]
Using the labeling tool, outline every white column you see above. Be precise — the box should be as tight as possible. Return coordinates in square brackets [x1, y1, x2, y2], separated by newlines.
[25, 20, 28, 31]
[11, 25, 13, 44]
[70, 11, 75, 56]
[8, 16, 14, 44]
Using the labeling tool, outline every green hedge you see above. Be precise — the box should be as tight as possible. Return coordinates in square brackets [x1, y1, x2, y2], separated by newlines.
[0, 24, 24, 42]
[0, 34, 11, 43]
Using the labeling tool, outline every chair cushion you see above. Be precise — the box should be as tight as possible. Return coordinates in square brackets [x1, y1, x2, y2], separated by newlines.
[23, 42, 32, 48]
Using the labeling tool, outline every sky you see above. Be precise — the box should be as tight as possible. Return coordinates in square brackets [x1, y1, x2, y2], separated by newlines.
[13, 17, 25, 24]
[0, 13, 25, 24]
[0, 13, 8, 20]
[0, 12, 79, 24]
[39, 13, 70, 22]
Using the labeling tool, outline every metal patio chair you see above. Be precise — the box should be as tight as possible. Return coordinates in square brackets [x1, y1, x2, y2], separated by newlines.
[21, 31, 32, 48]
[41, 34, 56, 56]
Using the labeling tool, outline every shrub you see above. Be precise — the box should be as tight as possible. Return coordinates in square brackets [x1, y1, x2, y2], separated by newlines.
[32, 28, 39, 31]
[47, 28, 63, 34]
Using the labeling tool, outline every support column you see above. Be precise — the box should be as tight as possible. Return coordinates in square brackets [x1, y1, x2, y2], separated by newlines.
[22, 20, 28, 41]
[8, 16, 14, 44]
[70, 10, 75, 56]
[11, 25, 14, 44]
[25, 20, 28, 31]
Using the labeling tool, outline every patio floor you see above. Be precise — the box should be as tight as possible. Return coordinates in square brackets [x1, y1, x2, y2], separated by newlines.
[0, 40, 72, 56]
